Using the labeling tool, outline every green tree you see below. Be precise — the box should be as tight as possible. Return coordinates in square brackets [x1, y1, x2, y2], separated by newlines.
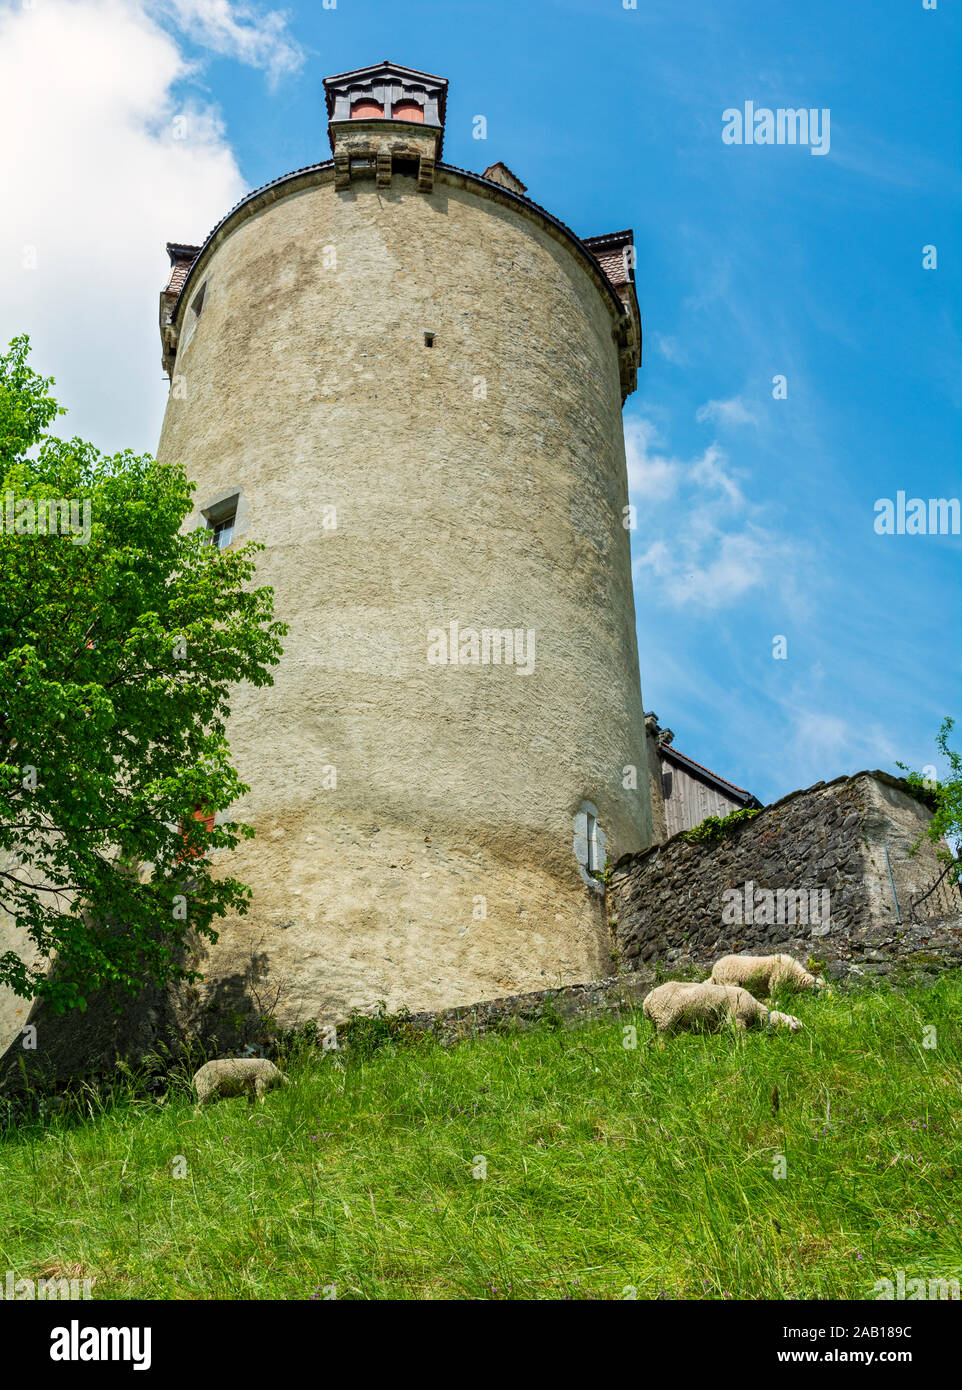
[896, 717, 962, 878]
[0, 337, 286, 1013]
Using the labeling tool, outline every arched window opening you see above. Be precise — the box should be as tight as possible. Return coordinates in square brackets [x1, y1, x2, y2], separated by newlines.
[392, 101, 424, 123]
[350, 99, 384, 118]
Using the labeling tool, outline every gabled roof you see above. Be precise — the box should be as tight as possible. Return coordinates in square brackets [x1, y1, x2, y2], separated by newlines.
[659, 743, 762, 807]
[482, 161, 527, 195]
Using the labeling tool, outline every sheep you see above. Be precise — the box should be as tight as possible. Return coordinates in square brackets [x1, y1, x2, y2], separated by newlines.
[710, 952, 826, 996]
[642, 980, 803, 1035]
[192, 1058, 290, 1109]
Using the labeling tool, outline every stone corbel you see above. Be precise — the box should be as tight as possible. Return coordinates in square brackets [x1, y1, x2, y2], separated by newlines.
[334, 151, 351, 190]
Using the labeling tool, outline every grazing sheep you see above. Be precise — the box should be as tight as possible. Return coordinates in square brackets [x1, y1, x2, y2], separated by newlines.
[710, 952, 826, 995]
[192, 1058, 290, 1109]
[643, 980, 803, 1035]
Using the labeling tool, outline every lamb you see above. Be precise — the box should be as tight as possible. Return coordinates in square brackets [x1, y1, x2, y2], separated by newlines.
[192, 1058, 290, 1108]
[710, 952, 826, 995]
[642, 980, 803, 1035]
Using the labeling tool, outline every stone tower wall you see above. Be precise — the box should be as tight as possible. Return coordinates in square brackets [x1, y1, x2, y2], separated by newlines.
[155, 165, 653, 1026]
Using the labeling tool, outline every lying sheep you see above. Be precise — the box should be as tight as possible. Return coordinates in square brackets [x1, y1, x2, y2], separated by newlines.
[192, 1058, 290, 1109]
[711, 952, 826, 995]
[643, 980, 802, 1035]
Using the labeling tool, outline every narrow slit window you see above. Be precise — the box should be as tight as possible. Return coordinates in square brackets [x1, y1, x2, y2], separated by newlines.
[586, 813, 601, 872]
[424, 331, 435, 347]
[181, 281, 207, 353]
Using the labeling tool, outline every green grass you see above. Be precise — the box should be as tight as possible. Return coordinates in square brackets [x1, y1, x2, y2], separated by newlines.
[1, 974, 960, 1300]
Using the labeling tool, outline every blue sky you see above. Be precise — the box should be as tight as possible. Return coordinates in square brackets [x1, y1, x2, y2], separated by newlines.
[2, 0, 959, 804]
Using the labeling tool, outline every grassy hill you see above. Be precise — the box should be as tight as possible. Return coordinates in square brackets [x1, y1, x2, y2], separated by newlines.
[1, 973, 960, 1300]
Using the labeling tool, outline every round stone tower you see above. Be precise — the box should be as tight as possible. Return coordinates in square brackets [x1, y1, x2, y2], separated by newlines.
[156, 61, 653, 1026]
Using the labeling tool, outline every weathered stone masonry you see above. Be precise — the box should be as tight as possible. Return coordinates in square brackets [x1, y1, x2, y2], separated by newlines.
[608, 772, 962, 981]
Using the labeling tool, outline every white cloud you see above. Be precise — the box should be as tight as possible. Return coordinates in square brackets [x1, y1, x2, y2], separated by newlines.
[0, 0, 266, 454]
[623, 417, 682, 500]
[634, 523, 780, 608]
[627, 413, 792, 610]
[689, 441, 745, 507]
[155, 0, 304, 85]
[776, 704, 902, 785]
[695, 395, 758, 429]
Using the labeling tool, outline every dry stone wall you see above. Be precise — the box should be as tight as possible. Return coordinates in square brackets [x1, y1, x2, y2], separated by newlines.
[608, 772, 962, 982]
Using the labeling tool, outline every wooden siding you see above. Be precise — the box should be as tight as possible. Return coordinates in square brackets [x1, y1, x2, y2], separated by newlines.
[661, 758, 746, 838]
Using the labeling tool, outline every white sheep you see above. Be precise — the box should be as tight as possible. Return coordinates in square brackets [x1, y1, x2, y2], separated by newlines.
[642, 980, 803, 1035]
[192, 1058, 290, 1108]
[710, 952, 826, 995]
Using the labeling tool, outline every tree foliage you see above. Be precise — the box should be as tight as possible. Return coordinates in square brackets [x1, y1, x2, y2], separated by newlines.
[0, 337, 286, 1013]
[896, 717, 962, 873]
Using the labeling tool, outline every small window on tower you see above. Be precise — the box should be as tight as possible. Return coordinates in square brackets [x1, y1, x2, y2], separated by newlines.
[202, 492, 240, 550]
[181, 281, 207, 353]
[210, 511, 236, 549]
[573, 800, 606, 891]
[351, 99, 384, 118]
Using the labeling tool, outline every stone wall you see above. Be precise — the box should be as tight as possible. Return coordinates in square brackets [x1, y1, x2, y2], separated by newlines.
[370, 972, 655, 1049]
[608, 772, 962, 981]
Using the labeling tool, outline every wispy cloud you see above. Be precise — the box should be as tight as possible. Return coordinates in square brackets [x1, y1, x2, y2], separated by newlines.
[155, 0, 304, 85]
[625, 412, 797, 610]
[652, 332, 687, 365]
[624, 417, 681, 500]
[635, 523, 781, 608]
[695, 395, 758, 429]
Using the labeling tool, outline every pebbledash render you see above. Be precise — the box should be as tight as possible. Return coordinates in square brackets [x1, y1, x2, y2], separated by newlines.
[155, 62, 654, 1024]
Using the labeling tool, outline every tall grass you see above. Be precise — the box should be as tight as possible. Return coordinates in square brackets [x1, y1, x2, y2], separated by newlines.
[0, 974, 959, 1300]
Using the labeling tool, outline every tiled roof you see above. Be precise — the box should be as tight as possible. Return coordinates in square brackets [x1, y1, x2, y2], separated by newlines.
[163, 243, 201, 298]
[582, 231, 634, 289]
